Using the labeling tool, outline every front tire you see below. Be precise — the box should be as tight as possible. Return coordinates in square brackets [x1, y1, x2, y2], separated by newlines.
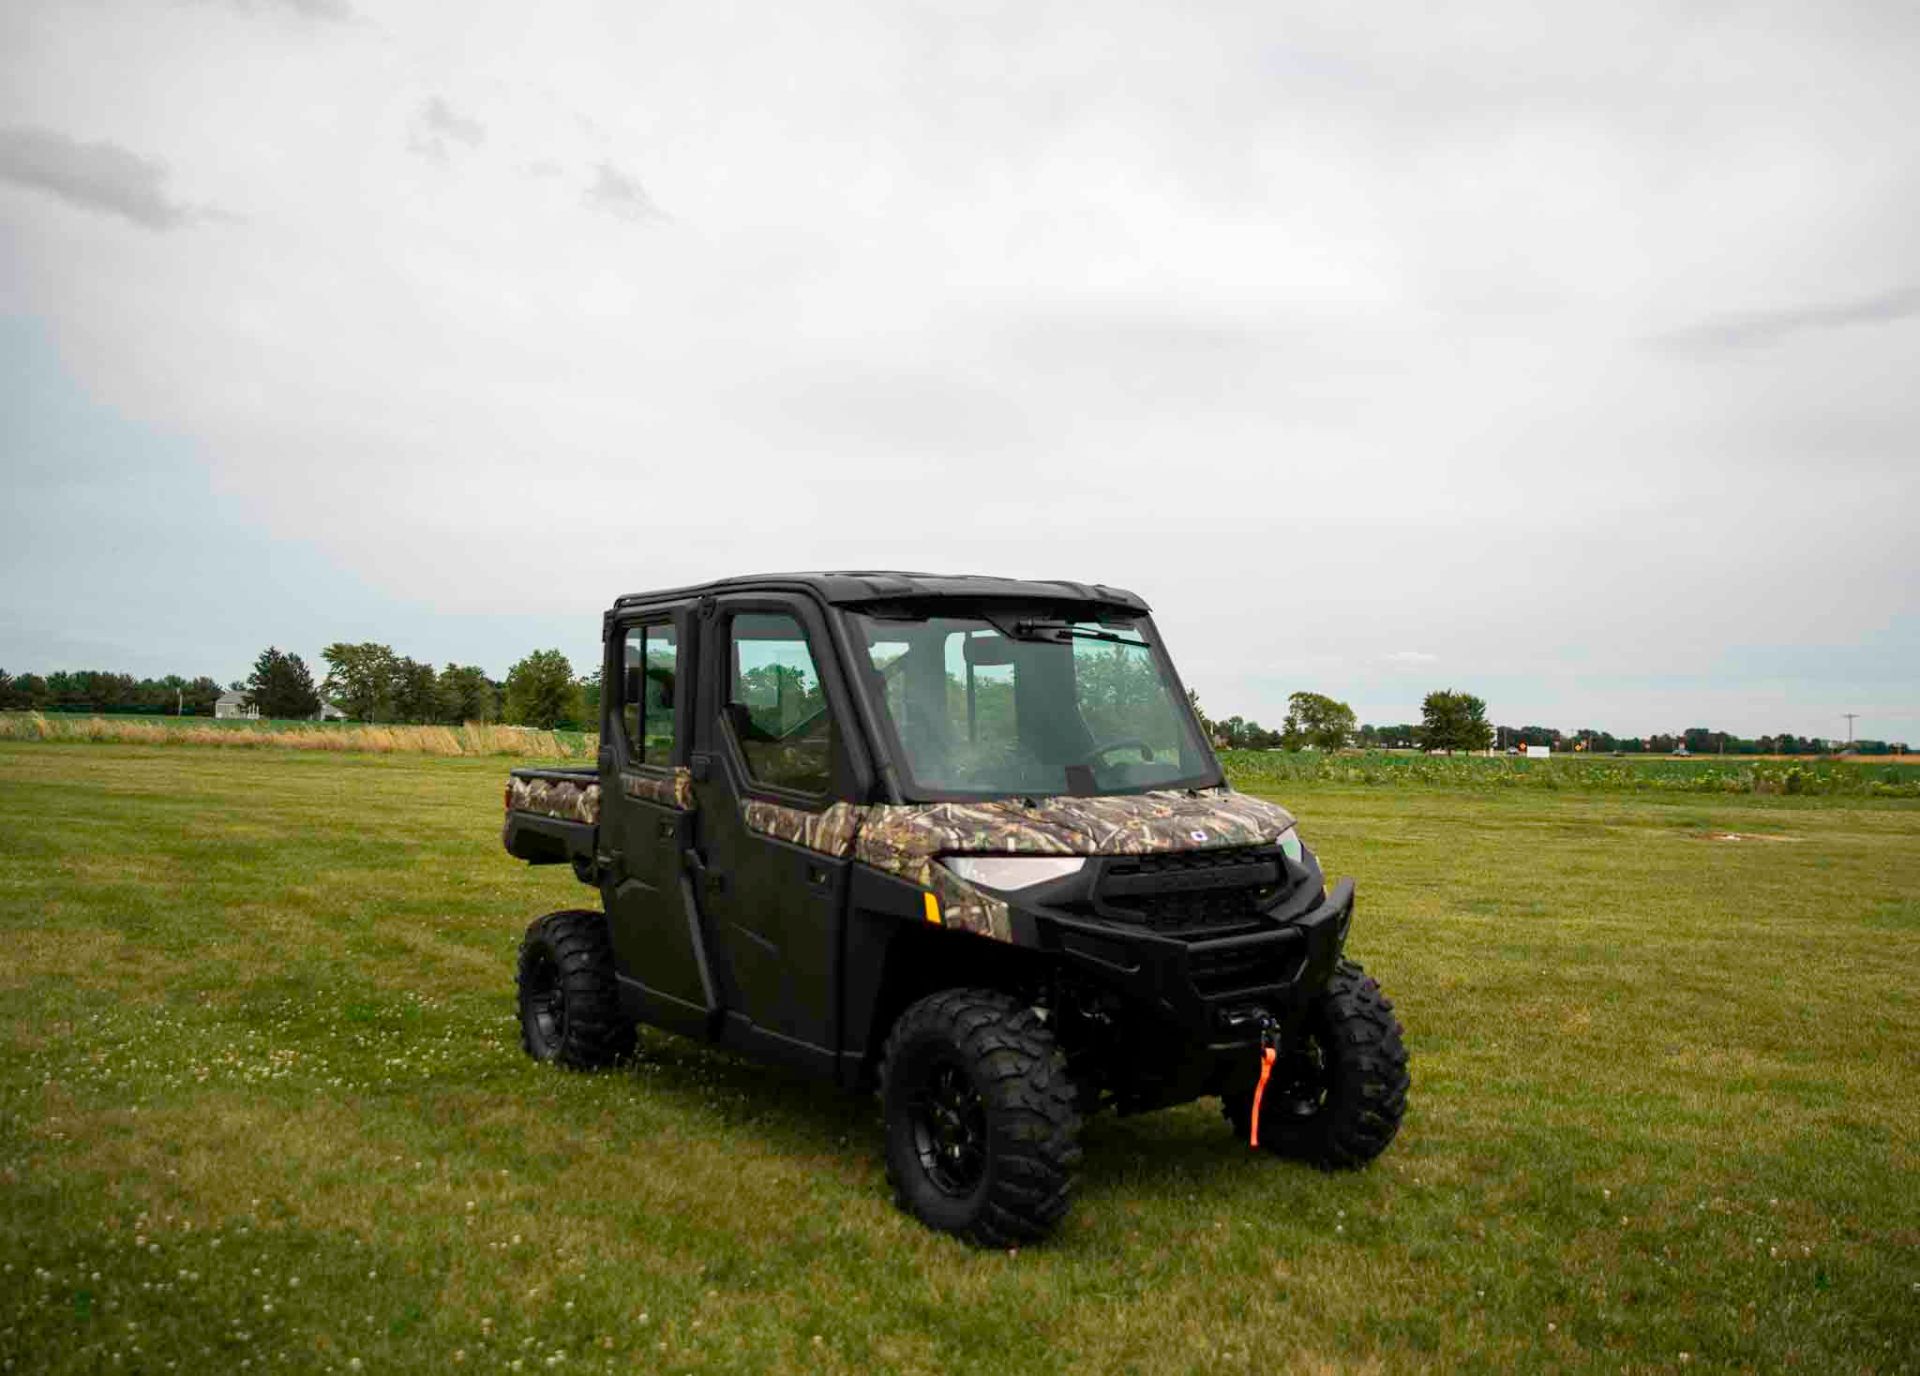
[880, 989, 1082, 1246]
[1224, 959, 1408, 1167]
[516, 909, 635, 1070]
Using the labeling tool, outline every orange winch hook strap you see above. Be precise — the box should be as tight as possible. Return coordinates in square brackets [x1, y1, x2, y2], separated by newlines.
[1249, 1045, 1277, 1149]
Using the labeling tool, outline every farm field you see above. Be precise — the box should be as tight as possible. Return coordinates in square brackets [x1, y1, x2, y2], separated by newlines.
[1217, 748, 1920, 798]
[0, 712, 595, 759]
[1, 744, 1917, 1374]
[6, 713, 1919, 795]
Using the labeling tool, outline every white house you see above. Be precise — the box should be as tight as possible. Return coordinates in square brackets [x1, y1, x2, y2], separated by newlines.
[214, 691, 259, 720]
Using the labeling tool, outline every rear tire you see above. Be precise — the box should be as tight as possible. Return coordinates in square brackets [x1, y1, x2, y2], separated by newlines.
[516, 909, 635, 1070]
[1223, 959, 1408, 1167]
[880, 989, 1082, 1247]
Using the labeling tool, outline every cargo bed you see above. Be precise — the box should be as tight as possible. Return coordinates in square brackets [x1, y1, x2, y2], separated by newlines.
[503, 766, 599, 874]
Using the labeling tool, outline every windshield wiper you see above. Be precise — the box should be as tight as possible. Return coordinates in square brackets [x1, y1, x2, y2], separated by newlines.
[1009, 619, 1147, 647]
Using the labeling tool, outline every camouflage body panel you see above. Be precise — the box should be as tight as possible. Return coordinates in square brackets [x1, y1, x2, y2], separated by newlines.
[741, 800, 861, 857]
[733, 787, 1291, 944]
[735, 798, 1010, 938]
[508, 774, 601, 825]
[927, 861, 1013, 941]
[623, 767, 695, 811]
[852, 788, 1295, 887]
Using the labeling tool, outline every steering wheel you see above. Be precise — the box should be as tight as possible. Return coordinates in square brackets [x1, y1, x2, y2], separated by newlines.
[1078, 737, 1156, 765]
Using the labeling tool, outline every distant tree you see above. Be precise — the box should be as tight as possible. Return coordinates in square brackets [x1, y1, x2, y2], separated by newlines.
[1280, 691, 1356, 752]
[1362, 722, 1420, 749]
[503, 650, 581, 729]
[247, 647, 322, 719]
[1186, 688, 1213, 741]
[322, 643, 399, 722]
[577, 670, 602, 726]
[391, 658, 441, 724]
[1208, 714, 1281, 750]
[182, 677, 223, 716]
[1419, 690, 1493, 753]
[438, 664, 495, 723]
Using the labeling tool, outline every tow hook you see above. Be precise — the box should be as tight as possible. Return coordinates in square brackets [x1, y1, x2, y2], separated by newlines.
[1223, 1007, 1282, 1150]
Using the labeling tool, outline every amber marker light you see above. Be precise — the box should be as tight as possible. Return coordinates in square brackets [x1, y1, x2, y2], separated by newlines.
[922, 892, 943, 925]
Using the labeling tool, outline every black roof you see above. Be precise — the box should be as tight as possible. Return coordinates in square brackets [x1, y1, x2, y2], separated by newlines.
[613, 571, 1150, 613]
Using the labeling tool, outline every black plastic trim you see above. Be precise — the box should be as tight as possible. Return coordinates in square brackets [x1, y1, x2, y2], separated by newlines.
[1033, 878, 1355, 1034]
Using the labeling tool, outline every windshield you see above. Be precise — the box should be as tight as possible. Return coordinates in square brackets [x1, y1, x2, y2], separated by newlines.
[849, 610, 1220, 799]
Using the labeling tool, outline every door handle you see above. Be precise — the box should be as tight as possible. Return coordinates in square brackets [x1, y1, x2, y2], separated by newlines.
[805, 864, 830, 889]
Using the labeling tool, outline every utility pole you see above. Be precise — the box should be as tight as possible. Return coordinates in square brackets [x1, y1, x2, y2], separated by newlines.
[1843, 713, 1858, 746]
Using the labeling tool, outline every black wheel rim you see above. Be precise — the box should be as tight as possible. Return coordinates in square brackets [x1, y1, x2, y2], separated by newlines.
[909, 1059, 988, 1196]
[524, 949, 566, 1054]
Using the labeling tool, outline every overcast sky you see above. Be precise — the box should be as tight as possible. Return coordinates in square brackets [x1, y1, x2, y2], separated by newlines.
[2, 0, 1915, 740]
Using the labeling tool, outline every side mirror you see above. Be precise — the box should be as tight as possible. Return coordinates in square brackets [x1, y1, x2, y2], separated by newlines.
[624, 665, 646, 706]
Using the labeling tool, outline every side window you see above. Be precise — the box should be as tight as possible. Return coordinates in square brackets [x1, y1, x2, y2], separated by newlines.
[726, 612, 836, 796]
[618, 622, 679, 763]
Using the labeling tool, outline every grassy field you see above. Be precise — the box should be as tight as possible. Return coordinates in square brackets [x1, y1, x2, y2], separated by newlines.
[0, 712, 596, 758]
[1218, 748, 1920, 798]
[2, 744, 1917, 1374]
[7, 714, 1915, 794]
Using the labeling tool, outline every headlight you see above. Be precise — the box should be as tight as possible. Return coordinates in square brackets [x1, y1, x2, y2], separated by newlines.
[1275, 826, 1303, 864]
[941, 856, 1086, 891]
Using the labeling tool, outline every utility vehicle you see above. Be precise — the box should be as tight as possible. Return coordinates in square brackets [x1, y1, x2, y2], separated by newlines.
[502, 572, 1408, 1244]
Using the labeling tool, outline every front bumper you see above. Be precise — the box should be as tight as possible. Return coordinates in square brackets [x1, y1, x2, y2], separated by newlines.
[1029, 876, 1355, 1038]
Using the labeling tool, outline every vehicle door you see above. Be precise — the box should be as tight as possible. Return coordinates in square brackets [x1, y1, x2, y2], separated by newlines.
[689, 596, 857, 1076]
[601, 610, 715, 1038]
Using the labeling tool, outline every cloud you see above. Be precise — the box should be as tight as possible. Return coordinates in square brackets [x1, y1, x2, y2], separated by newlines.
[2, 1, 1917, 741]
[200, 0, 354, 20]
[408, 97, 486, 161]
[583, 162, 662, 222]
[1383, 651, 1439, 666]
[270, 0, 353, 17]
[1655, 286, 1920, 352]
[0, 126, 193, 229]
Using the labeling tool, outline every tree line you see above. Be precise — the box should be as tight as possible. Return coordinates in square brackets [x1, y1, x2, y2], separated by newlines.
[1194, 689, 1905, 756]
[5, 656, 1903, 754]
[1193, 688, 1494, 753]
[0, 645, 601, 731]
[0, 669, 229, 716]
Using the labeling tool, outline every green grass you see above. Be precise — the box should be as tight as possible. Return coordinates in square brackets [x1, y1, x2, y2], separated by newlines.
[1219, 748, 1920, 797]
[22, 712, 595, 745]
[0, 711, 596, 759]
[1, 744, 1916, 1374]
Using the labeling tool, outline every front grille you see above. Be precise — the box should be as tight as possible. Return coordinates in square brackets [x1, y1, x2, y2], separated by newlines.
[1088, 845, 1289, 938]
[1188, 938, 1304, 996]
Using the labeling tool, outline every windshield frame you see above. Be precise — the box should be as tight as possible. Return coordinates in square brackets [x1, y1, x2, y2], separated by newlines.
[835, 602, 1225, 803]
